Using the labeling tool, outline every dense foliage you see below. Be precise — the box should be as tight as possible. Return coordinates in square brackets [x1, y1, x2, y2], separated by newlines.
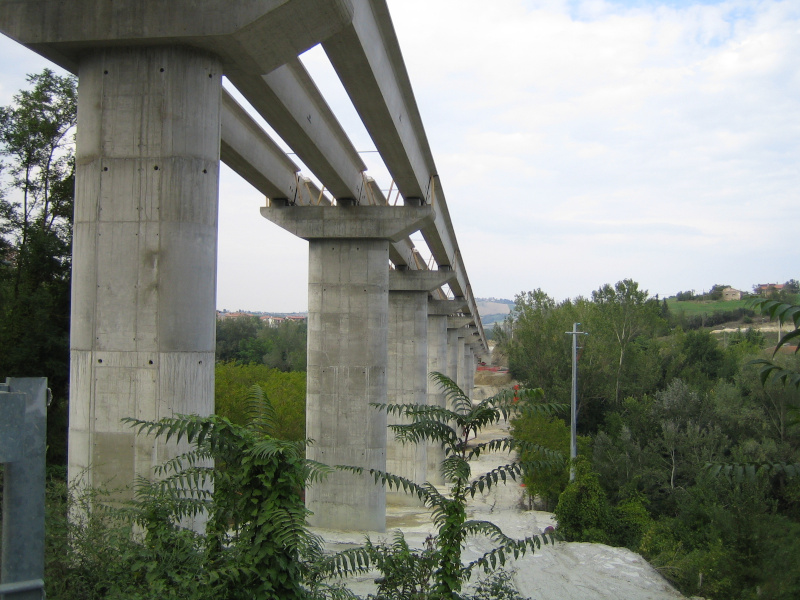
[215, 361, 306, 440]
[216, 316, 307, 371]
[40, 387, 337, 600]
[0, 69, 76, 464]
[499, 282, 800, 599]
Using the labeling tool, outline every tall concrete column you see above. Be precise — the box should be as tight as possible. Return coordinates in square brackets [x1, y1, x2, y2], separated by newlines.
[263, 203, 433, 531]
[427, 299, 466, 484]
[69, 47, 222, 494]
[426, 313, 449, 485]
[446, 327, 462, 387]
[386, 271, 454, 503]
[387, 289, 427, 503]
[457, 336, 468, 394]
[465, 346, 475, 400]
[306, 238, 389, 530]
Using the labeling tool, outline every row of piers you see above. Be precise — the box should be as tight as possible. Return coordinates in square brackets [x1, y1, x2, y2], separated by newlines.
[0, 0, 487, 534]
[263, 203, 481, 531]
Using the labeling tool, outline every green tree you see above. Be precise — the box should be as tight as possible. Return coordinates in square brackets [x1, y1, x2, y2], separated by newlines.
[0, 69, 77, 464]
[511, 411, 570, 510]
[501, 289, 574, 401]
[215, 317, 307, 371]
[589, 279, 664, 405]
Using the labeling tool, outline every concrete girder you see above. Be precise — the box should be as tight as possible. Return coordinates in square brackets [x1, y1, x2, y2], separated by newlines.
[428, 298, 469, 316]
[447, 316, 474, 329]
[389, 270, 456, 293]
[0, 0, 355, 77]
[226, 59, 368, 203]
[322, 0, 431, 200]
[220, 90, 299, 200]
[261, 204, 432, 242]
[217, 67, 423, 269]
[320, 1, 486, 349]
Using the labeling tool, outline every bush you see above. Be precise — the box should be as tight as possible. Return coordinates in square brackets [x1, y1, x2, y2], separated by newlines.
[42, 388, 329, 600]
[215, 362, 306, 440]
[512, 412, 570, 510]
[553, 459, 612, 543]
[611, 495, 651, 549]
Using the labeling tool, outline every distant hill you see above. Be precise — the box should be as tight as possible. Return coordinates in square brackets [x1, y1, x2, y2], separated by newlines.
[476, 298, 513, 317]
[475, 298, 513, 329]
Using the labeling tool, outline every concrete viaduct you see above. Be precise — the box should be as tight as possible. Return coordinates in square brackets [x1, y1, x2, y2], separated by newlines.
[0, 0, 487, 532]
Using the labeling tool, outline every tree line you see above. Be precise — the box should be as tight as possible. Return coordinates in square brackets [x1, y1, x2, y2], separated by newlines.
[498, 280, 800, 599]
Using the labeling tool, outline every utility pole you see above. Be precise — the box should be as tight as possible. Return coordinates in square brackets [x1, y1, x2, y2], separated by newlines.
[565, 323, 588, 481]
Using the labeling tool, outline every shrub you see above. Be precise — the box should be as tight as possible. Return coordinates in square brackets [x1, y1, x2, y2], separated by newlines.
[42, 386, 329, 600]
[215, 362, 306, 440]
[553, 459, 612, 543]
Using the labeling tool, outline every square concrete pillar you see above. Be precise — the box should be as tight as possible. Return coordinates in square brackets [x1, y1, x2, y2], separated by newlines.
[446, 328, 463, 390]
[69, 47, 221, 497]
[426, 313, 449, 484]
[305, 238, 389, 531]
[386, 290, 428, 505]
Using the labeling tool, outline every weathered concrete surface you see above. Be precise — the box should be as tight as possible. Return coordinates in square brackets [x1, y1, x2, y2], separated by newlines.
[305, 238, 389, 532]
[386, 289, 428, 505]
[426, 313, 449, 485]
[69, 47, 220, 494]
[0, 0, 355, 76]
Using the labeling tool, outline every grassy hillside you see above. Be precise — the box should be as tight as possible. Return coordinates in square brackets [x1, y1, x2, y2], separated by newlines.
[666, 298, 751, 316]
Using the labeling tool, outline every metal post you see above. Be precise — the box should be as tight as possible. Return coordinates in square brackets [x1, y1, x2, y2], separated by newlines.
[565, 325, 587, 482]
[1, 377, 48, 600]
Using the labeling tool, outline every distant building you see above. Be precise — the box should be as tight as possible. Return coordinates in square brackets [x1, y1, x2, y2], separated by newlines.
[755, 283, 785, 297]
[217, 311, 257, 320]
[260, 315, 285, 327]
[722, 287, 743, 301]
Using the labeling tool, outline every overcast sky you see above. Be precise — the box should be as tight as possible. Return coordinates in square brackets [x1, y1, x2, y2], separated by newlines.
[1, 0, 797, 312]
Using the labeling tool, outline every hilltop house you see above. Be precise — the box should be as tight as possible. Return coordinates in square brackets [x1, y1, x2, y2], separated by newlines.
[755, 283, 785, 297]
[722, 287, 743, 301]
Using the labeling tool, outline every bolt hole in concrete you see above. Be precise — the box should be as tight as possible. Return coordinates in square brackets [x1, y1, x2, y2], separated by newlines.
[103, 167, 108, 171]
[154, 165, 159, 170]
[148, 360, 153, 365]
[103, 70, 108, 75]
[203, 169, 207, 174]
[97, 359, 102, 363]
[160, 67, 164, 72]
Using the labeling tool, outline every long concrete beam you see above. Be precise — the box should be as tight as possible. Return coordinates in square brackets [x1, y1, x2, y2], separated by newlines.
[320, 0, 486, 351]
[220, 90, 300, 200]
[219, 88, 422, 270]
[226, 59, 369, 203]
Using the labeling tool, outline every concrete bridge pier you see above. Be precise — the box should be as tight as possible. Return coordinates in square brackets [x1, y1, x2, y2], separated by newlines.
[69, 47, 221, 494]
[426, 299, 468, 484]
[262, 203, 432, 531]
[464, 327, 478, 399]
[386, 271, 454, 503]
[447, 316, 473, 395]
